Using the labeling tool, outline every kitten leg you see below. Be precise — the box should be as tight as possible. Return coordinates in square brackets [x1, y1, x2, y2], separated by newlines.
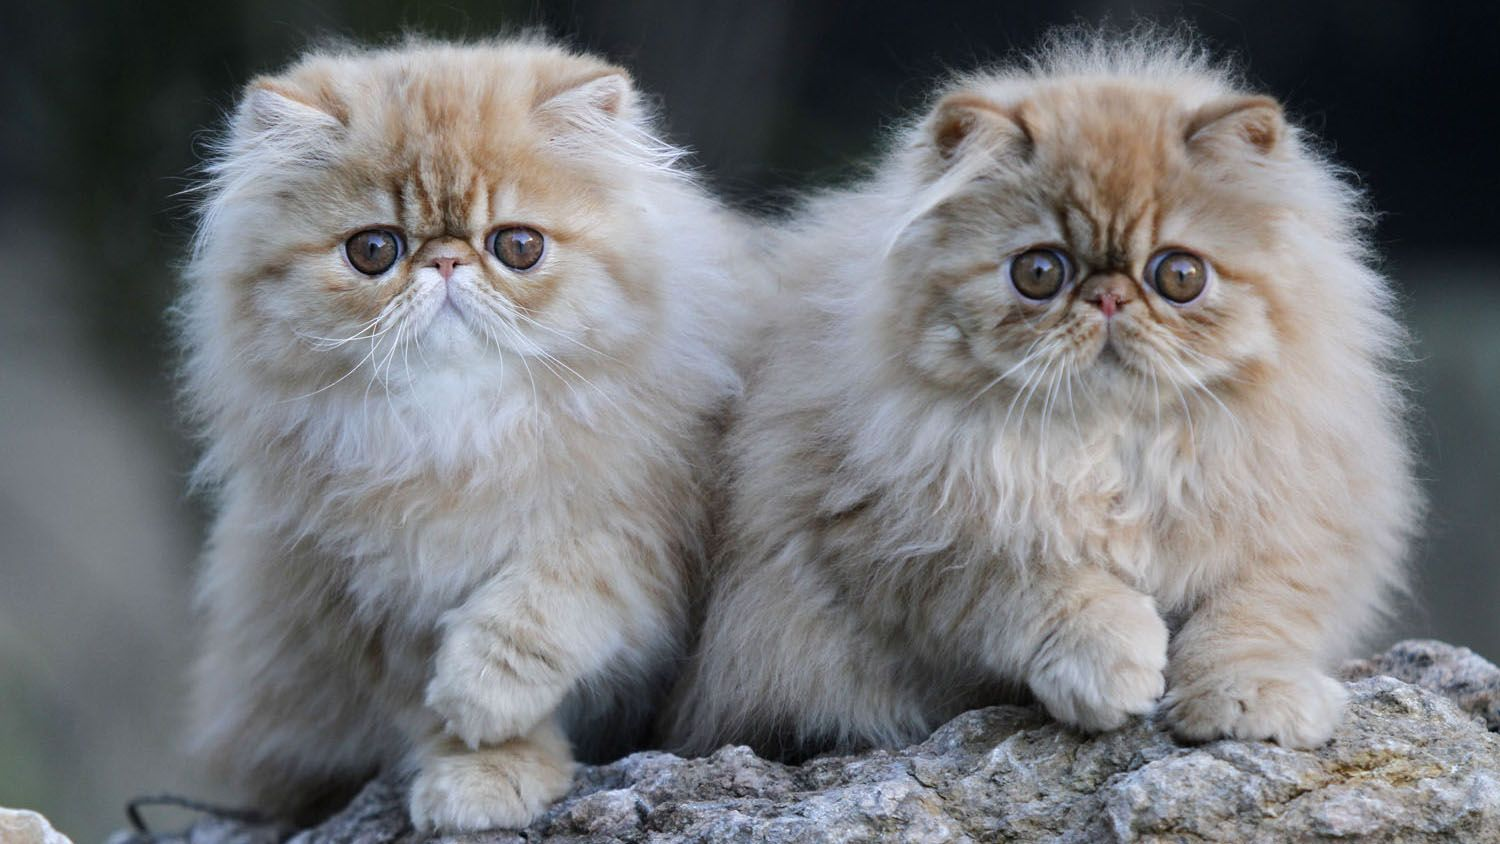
[193, 635, 381, 820]
[1164, 571, 1349, 748]
[425, 531, 680, 749]
[191, 532, 389, 821]
[668, 538, 934, 757]
[408, 715, 575, 833]
[978, 565, 1169, 732]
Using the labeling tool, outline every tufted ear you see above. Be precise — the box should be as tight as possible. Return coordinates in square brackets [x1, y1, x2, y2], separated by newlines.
[1185, 95, 1284, 157]
[925, 91, 1032, 167]
[228, 78, 346, 158]
[535, 70, 637, 128]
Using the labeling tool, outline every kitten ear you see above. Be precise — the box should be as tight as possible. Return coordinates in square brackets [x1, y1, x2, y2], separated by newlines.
[1185, 95, 1284, 157]
[925, 92, 1031, 165]
[229, 78, 346, 153]
[535, 70, 637, 128]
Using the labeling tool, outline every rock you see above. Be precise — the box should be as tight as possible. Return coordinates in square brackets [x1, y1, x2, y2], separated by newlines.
[1, 808, 75, 844]
[1342, 638, 1500, 730]
[117, 640, 1500, 843]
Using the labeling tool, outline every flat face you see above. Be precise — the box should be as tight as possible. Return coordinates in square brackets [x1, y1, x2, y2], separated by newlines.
[211, 43, 667, 381]
[894, 79, 1303, 410]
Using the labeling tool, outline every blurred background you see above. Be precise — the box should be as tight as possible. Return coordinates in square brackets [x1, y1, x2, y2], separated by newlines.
[1, 0, 1496, 840]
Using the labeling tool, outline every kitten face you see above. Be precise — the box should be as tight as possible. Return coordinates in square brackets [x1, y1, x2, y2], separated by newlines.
[207, 44, 669, 386]
[890, 82, 1294, 407]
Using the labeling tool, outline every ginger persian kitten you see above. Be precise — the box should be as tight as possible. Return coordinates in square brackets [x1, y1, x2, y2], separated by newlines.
[669, 37, 1418, 759]
[181, 40, 745, 831]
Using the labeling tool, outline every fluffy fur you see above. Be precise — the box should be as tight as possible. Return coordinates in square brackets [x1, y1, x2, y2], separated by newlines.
[181, 39, 752, 831]
[668, 33, 1420, 759]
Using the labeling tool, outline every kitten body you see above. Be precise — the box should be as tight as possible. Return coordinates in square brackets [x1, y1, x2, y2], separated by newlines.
[182, 40, 752, 831]
[669, 36, 1418, 758]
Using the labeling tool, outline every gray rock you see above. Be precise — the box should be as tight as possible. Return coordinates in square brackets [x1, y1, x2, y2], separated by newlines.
[116, 640, 1500, 843]
[1342, 638, 1500, 730]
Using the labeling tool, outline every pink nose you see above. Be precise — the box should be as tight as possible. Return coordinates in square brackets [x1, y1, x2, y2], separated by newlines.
[1082, 274, 1135, 319]
[1097, 293, 1121, 318]
[431, 256, 463, 281]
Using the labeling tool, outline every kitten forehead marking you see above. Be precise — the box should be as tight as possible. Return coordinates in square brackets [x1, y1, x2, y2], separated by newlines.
[267, 45, 623, 243]
[1021, 84, 1198, 267]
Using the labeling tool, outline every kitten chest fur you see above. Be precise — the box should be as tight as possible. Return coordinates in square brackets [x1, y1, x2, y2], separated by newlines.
[808, 369, 1281, 648]
[236, 360, 697, 637]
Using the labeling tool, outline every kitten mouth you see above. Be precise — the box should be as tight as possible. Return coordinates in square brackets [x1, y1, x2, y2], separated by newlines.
[1093, 336, 1142, 375]
[419, 292, 477, 340]
[433, 287, 478, 324]
[1097, 341, 1125, 367]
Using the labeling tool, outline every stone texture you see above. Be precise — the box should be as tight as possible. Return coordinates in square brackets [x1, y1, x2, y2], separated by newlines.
[1342, 639, 1500, 730]
[114, 640, 1500, 843]
[1, 808, 75, 844]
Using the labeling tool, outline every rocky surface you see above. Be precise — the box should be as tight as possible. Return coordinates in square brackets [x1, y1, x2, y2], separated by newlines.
[1, 807, 75, 844]
[110, 640, 1500, 843]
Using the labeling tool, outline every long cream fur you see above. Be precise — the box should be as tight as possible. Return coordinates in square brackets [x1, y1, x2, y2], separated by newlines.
[668, 32, 1419, 759]
[181, 39, 753, 832]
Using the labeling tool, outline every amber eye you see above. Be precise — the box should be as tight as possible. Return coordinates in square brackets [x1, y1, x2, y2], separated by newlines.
[345, 229, 403, 276]
[490, 226, 545, 270]
[1009, 247, 1072, 300]
[1148, 250, 1210, 304]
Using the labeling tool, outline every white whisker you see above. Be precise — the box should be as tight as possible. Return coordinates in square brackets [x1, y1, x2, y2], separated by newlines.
[469, 297, 626, 417]
[967, 335, 1048, 409]
[1064, 360, 1082, 436]
[508, 308, 622, 365]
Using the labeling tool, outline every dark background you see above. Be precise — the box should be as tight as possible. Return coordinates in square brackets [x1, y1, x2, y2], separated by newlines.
[2, 1, 1496, 840]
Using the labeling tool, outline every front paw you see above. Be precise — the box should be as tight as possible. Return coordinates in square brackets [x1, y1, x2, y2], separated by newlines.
[1026, 589, 1169, 732]
[425, 625, 567, 748]
[408, 730, 575, 833]
[1164, 661, 1347, 748]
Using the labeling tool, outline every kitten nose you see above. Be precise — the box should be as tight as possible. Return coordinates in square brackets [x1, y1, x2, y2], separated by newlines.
[1082, 274, 1135, 318]
[430, 256, 464, 281]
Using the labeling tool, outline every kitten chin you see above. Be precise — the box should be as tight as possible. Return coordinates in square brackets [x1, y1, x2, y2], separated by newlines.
[667, 29, 1418, 759]
[180, 38, 757, 833]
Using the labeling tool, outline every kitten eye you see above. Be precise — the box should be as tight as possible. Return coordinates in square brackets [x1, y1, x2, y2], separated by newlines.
[1009, 248, 1072, 300]
[345, 229, 403, 276]
[1147, 250, 1210, 304]
[490, 226, 545, 270]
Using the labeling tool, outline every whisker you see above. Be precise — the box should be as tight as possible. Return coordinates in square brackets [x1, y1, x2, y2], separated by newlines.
[279, 341, 381, 403]
[508, 307, 622, 365]
[470, 297, 626, 416]
[1000, 352, 1048, 435]
[279, 293, 425, 403]
[493, 319, 542, 433]
[1170, 375, 1196, 447]
[379, 320, 412, 440]
[1064, 360, 1082, 436]
[1148, 363, 1162, 429]
[1010, 354, 1053, 439]
[1168, 356, 1246, 438]
[967, 335, 1048, 409]
[1158, 336, 1255, 387]
[294, 315, 390, 350]
[1039, 360, 1062, 456]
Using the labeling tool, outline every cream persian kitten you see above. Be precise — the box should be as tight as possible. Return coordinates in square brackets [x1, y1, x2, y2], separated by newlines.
[181, 40, 747, 832]
[669, 35, 1418, 759]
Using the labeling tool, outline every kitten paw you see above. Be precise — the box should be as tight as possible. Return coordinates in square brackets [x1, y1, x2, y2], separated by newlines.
[408, 728, 575, 833]
[425, 624, 567, 748]
[1026, 588, 1168, 732]
[1164, 662, 1347, 748]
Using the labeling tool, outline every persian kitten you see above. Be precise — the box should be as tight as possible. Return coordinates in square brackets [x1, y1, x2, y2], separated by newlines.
[181, 40, 748, 831]
[668, 34, 1418, 759]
